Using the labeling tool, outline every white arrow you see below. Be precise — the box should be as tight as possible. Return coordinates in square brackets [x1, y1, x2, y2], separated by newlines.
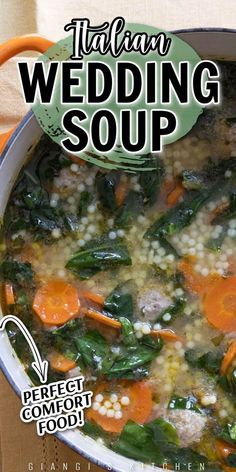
[0, 315, 48, 384]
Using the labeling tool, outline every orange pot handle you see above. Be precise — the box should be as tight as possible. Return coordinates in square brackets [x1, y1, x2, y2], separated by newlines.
[0, 35, 55, 154]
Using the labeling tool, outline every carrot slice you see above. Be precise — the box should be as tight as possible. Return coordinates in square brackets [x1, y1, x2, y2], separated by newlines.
[83, 307, 182, 341]
[178, 259, 220, 296]
[48, 352, 76, 373]
[216, 439, 236, 460]
[167, 181, 184, 206]
[80, 291, 105, 306]
[203, 276, 236, 332]
[33, 280, 80, 325]
[83, 307, 121, 329]
[115, 181, 127, 207]
[151, 329, 183, 343]
[4, 284, 15, 305]
[221, 340, 236, 374]
[87, 381, 152, 433]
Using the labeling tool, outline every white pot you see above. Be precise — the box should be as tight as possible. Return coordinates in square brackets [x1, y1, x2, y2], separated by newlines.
[0, 29, 235, 472]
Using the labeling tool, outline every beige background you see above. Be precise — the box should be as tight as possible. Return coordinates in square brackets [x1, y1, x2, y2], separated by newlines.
[1, 1, 236, 471]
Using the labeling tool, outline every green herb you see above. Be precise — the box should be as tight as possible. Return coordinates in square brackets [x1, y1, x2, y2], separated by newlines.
[158, 236, 180, 258]
[226, 453, 236, 467]
[185, 349, 223, 375]
[82, 420, 110, 444]
[168, 395, 201, 413]
[139, 155, 164, 205]
[105, 334, 163, 379]
[219, 423, 236, 445]
[0, 257, 34, 288]
[144, 191, 209, 239]
[112, 420, 166, 464]
[114, 190, 143, 228]
[156, 297, 186, 325]
[113, 418, 209, 470]
[66, 235, 132, 279]
[96, 171, 120, 211]
[104, 281, 134, 320]
[77, 191, 93, 218]
[219, 368, 236, 394]
[119, 317, 138, 346]
[75, 330, 111, 371]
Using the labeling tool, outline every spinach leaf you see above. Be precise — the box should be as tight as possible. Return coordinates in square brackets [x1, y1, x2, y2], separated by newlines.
[185, 349, 223, 375]
[219, 368, 236, 394]
[168, 395, 201, 413]
[113, 418, 209, 470]
[156, 296, 186, 324]
[139, 155, 164, 205]
[51, 319, 84, 363]
[158, 236, 180, 258]
[66, 236, 132, 279]
[96, 171, 120, 211]
[114, 190, 143, 228]
[219, 423, 236, 445]
[112, 420, 165, 464]
[104, 281, 134, 320]
[146, 418, 179, 448]
[75, 330, 111, 371]
[0, 257, 34, 288]
[77, 191, 93, 218]
[145, 191, 209, 238]
[167, 448, 210, 471]
[82, 420, 110, 443]
[105, 336, 163, 379]
[33, 134, 71, 182]
[226, 453, 236, 467]
[119, 317, 138, 346]
[182, 170, 207, 191]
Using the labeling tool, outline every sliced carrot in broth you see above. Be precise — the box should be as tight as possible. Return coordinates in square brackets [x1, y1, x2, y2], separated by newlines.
[221, 340, 236, 374]
[33, 279, 80, 325]
[87, 381, 152, 433]
[48, 352, 76, 373]
[178, 259, 220, 296]
[203, 276, 236, 332]
[4, 283, 15, 305]
[167, 181, 185, 206]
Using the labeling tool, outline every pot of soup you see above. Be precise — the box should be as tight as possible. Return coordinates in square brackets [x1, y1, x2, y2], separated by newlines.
[0, 29, 236, 472]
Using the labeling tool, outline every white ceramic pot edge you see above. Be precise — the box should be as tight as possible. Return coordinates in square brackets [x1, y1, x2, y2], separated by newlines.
[1, 29, 236, 472]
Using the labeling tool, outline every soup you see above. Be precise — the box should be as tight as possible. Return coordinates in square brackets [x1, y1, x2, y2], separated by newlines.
[1, 62, 236, 471]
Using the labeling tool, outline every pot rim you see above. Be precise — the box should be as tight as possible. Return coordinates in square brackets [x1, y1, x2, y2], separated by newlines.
[1, 26, 236, 472]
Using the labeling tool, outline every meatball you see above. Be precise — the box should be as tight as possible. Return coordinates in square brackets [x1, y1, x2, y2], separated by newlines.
[138, 289, 171, 321]
[167, 410, 207, 447]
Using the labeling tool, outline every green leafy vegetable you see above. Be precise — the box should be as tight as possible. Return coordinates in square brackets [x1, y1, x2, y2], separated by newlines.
[96, 171, 120, 211]
[185, 349, 223, 375]
[114, 190, 143, 228]
[105, 334, 163, 379]
[77, 191, 93, 218]
[113, 418, 210, 470]
[219, 423, 236, 445]
[144, 191, 209, 239]
[156, 296, 186, 324]
[0, 257, 34, 288]
[104, 280, 134, 320]
[168, 395, 201, 413]
[66, 235, 132, 279]
[139, 155, 164, 205]
[75, 330, 111, 371]
[226, 453, 236, 467]
[82, 420, 110, 443]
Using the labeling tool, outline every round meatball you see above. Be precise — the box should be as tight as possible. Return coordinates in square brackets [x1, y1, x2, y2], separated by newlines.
[138, 289, 171, 321]
[167, 410, 207, 447]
